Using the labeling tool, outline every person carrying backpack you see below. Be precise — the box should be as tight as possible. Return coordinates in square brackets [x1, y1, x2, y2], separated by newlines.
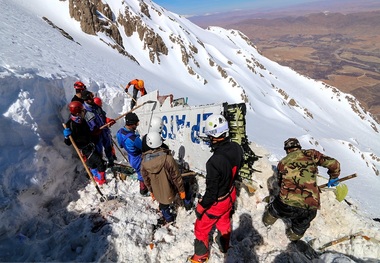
[63, 101, 106, 185]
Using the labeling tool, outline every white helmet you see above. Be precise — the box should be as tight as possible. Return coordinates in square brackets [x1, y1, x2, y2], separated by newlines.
[149, 116, 163, 133]
[204, 114, 229, 138]
[146, 131, 163, 149]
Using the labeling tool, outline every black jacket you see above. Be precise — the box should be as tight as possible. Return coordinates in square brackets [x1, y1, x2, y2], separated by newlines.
[64, 117, 93, 149]
[200, 139, 244, 209]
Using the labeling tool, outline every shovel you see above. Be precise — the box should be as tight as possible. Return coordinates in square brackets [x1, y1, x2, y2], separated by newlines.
[319, 173, 357, 201]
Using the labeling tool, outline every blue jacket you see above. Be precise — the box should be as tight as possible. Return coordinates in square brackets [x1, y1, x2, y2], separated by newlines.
[83, 102, 113, 158]
[116, 127, 143, 181]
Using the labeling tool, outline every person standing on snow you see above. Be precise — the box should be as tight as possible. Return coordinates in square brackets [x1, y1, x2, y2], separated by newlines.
[141, 131, 187, 224]
[63, 101, 106, 185]
[81, 90, 116, 168]
[124, 79, 147, 109]
[93, 96, 117, 162]
[116, 112, 148, 196]
[263, 138, 341, 241]
[189, 114, 244, 263]
[142, 116, 168, 153]
[71, 81, 87, 103]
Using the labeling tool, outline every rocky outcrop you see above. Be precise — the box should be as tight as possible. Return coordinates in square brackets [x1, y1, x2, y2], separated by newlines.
[68, 0, 137, 61]
[118, 7, 168, 63]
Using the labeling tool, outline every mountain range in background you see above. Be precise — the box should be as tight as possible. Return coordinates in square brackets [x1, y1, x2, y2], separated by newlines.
[190, 0, 380, 121]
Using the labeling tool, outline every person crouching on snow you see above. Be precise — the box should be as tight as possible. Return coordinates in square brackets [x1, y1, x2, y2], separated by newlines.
[141, 131, 186, 224]
[63, 101, 106, 185]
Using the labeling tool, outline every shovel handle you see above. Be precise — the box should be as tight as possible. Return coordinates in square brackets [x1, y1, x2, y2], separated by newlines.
[99, 100, 155, 130]
[319, 173, 357, 188]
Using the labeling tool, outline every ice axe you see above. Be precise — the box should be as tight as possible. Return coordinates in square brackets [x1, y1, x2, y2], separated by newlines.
[62, 123, 107, 202]
[99, 100, 156, 130]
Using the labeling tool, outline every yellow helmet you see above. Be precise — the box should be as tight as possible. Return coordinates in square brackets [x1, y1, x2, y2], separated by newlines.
[137, 79, 144, 89]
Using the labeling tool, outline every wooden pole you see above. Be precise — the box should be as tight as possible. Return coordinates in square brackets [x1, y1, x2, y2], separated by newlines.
[62, 123, 106, 200]
[99, 100, 155, 130]
[319, 173, 357, 188]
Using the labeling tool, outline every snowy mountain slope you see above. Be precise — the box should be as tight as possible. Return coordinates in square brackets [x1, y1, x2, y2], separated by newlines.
[0, 0, 380, 262]
[5, 0, 379, 217]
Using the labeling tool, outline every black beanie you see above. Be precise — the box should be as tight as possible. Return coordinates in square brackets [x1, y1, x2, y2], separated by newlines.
[125, 112, 139, 125]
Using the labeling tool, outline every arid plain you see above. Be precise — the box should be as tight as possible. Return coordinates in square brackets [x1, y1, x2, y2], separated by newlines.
[190, 2, 380, 121]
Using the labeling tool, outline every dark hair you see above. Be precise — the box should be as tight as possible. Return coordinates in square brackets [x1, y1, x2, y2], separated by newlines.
[81, 90, 94, 100]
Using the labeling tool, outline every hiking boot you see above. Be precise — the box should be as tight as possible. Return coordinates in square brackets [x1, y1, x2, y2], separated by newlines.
[139, 181, 149, 196]
[140, 188, 149, 196]
[262, 208, 277, 227]
[94, 177, 106, 185]
[286, 228, 303, 241]
[215, 231, 231, 253]
[188, 254, 208, 263]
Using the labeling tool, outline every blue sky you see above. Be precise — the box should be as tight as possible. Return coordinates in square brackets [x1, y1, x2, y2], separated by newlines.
[153, 0, 319, 16]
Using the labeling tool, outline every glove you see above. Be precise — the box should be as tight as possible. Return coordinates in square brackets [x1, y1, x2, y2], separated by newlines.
[150, 192, 155, 201]
[124, 88, 129, 93]
[195, 203, 205, 220]
[179, 191, 186, 200]
[106, 118, 116, 126]
[63, 128, 71, 138]
[327, 177, 339, 187]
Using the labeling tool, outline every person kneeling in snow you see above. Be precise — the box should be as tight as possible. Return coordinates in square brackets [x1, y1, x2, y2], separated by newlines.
[141, 132, 186, 224]
[262, 138, 340, 241]
[63, 101, 106, 185]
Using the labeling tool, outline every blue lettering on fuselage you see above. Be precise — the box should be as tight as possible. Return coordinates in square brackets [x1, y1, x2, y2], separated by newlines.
[160, 113, 212, 143]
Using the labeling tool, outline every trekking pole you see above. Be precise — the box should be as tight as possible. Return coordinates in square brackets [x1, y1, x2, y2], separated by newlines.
[62, 123, 107, 201]
[319, 173, 357, 189]
[99, 100, 156, 130]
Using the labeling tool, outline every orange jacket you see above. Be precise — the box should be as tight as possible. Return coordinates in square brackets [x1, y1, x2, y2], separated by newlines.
[126, 79, 146, 95]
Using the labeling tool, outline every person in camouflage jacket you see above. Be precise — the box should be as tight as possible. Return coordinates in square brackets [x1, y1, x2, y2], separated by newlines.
[263, 138, 340, 241]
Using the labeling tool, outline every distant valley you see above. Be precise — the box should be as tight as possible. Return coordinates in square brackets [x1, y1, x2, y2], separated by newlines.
[190, 3, 380, 121]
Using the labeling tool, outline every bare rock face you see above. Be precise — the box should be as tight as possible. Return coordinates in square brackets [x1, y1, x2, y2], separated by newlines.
[69, 0, 97, 35]
[68, 0, 167, 63]
[69, 0, 122, 45]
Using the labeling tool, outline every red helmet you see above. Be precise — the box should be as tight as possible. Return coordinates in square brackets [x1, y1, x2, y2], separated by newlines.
[94, 97, 102, 107]
[68, 101, 84, 115]
[74, 81, 86, 90]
